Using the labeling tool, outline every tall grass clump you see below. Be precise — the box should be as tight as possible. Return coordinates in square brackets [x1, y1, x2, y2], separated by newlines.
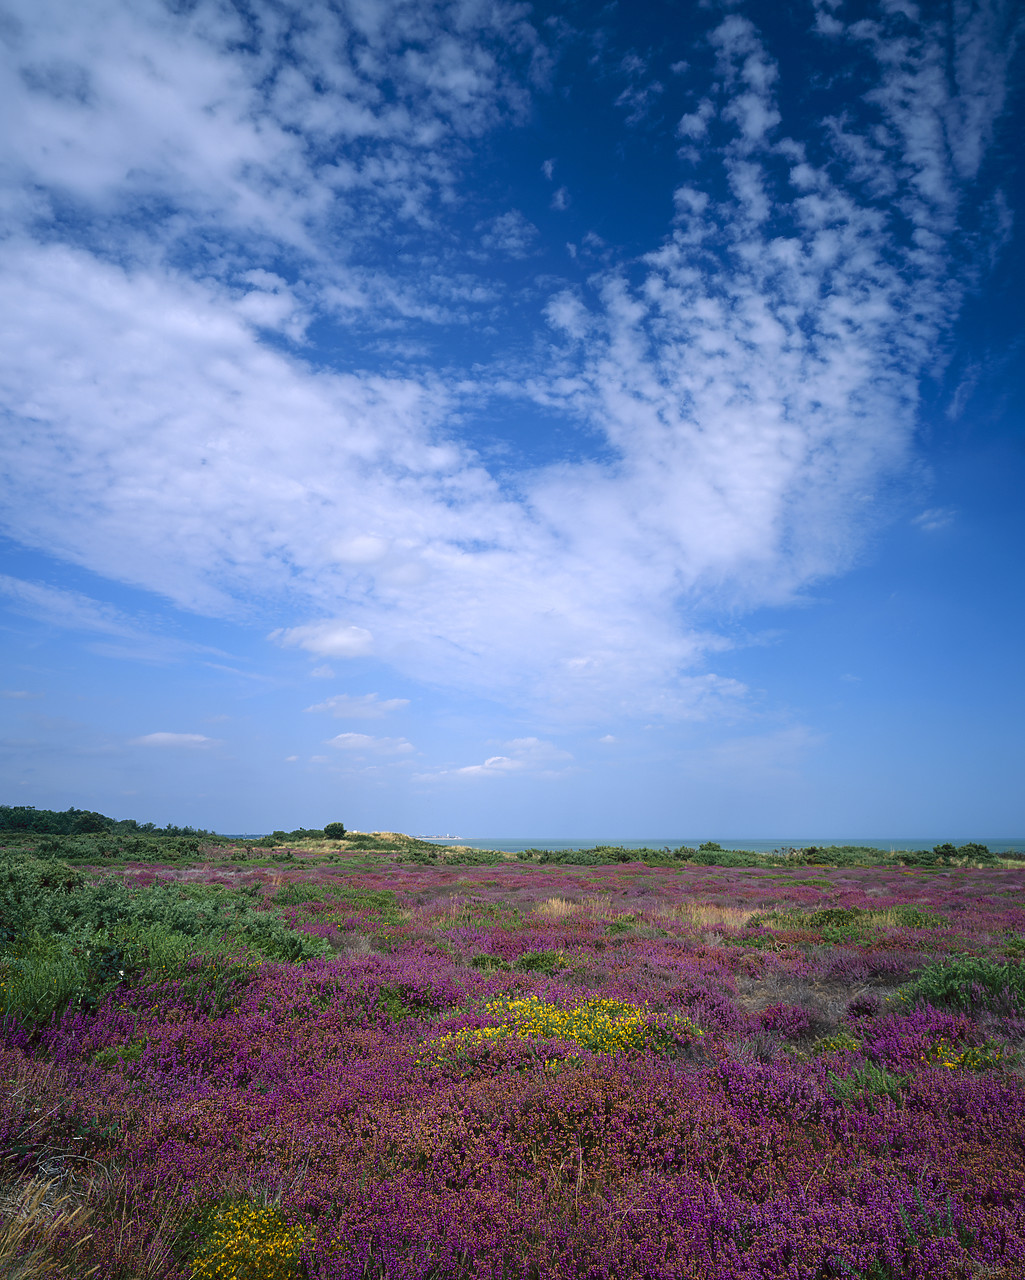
[0, 1178, 95, 1278]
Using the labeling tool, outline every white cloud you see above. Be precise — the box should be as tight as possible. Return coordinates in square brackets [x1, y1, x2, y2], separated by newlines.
[598, 734, 616, 743]
[310, 665, 336, 679]
[479, 210, 539, 258]
[306, 693, 409, 719]
[131, 732, 219, 748]
[420, 736, 573, 781]
[0, 574, 139, 638]
[272, 622, 375, 659]
[677, 99, 714, 140]
[912, 508, 955, 532]
[0, 0, 1015, 737]
[327, 732, 414, 755]
[1, 690, 41, 700]
[615, 80, 663, 127]
[0, 573, 212, 663]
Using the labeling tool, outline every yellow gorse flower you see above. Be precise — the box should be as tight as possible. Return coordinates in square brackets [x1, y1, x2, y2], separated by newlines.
[923, 1037, 1006, 1072]
[418, 995, 702, 1065]
[190, 1202, 306, 1280]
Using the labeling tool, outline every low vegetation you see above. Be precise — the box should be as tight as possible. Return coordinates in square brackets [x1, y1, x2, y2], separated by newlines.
[2, 811, 1025, 1277]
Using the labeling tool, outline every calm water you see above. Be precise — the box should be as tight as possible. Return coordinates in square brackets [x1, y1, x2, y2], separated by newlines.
[417, 836, 1025, 855]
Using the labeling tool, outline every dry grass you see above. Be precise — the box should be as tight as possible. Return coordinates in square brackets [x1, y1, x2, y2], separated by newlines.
[657, 902, 757, 930]
[532, 898, 755, 929]
[0, 1178, 95, 1279]
[535, 897, 618, 921]
[535, 897, 581, 919]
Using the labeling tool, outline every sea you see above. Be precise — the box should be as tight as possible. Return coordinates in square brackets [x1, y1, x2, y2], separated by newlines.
[415, 836, 1025, 856]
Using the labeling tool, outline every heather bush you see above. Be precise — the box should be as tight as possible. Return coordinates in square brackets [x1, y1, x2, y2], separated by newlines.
[3, 848, 1025, 1278]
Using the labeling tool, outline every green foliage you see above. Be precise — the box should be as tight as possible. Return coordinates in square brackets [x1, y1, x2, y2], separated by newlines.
[0, 804, 221, 840]
[537, 845, 653, 865]
[893, 843, 997, 868]
[685, 849, 764, 867]
[470, 953, 511, 972]
[0, 853, 326, 1027]
[331, 887, 402, 922]
[538, 847, 608, 865]
[898, 956, 1025, 1016]
[804, 907, 867, 928]
[887, 905, 949, 929]
[376, 981, 446, 1021]
[828, 1062, 909, 1107]
[92, 1036, 150, 1067]
[0, 804, 113, 834]
[925, 1036, 1010, 1071]
[810, 1030, 861, 1056]
[406, 846, 440, 864]
[323, 821, 347, 839]
[274, 881, 334, 905]
[513, 949, 569, 976]
[445, 849, 505, 865]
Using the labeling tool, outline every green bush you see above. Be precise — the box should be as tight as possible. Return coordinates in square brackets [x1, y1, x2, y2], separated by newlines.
[888, 905, 949, 929]
[323, 822, 347, 839]
[513, 949, 569, 976]
[898, 957, 1025, 1016]
[0, 854, 327, 1026]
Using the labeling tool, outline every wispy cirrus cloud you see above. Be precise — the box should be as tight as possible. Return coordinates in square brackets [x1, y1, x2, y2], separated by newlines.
[131, 732, 220, 748]
[306, 693, 410, 719]
[327, 732, 414, 756]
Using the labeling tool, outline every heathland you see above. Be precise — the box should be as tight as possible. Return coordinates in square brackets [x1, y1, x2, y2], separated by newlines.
[2, 813, 1025, 1278]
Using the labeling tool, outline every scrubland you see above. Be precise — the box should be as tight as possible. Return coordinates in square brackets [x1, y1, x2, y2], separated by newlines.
[3, 831, 1025, 1278]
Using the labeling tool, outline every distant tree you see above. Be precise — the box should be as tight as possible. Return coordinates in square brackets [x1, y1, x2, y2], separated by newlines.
[324, 822, 346, 839]
[70, 810, 110, 834]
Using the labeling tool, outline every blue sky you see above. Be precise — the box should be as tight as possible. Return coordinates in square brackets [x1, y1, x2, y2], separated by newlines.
[0, 0, 1022, 838]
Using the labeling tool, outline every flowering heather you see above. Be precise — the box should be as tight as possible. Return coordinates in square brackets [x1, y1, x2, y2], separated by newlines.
[3, 844, 1025, 1277]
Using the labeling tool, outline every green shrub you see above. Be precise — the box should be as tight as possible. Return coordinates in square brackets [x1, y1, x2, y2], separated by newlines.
[810, 1030, 861, 1056]
[513, 949, 569, 976]
[274, 882, 334, 905]
[446, 849, 504, 866]
[898, 957, 1025, 1016]
[888, 905, 949, 929]
[0, 854, 327, 1026]
[805, 907, 867, 929]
